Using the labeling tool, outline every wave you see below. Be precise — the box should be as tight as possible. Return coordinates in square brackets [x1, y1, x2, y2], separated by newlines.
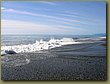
[76, 36, 106, 42]
[1, 37, 105, 55]
[1, 38, 83, 54]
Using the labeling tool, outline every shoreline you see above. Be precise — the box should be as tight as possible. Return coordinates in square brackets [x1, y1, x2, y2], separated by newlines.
[1, 42, 106, 80]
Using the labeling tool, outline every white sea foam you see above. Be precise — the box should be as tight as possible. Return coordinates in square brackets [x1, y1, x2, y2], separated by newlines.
[99, 37, 106, 39]
[1, 56, 30, 67]
[77, 37, 106, 41]
[1, 38, 83, 54]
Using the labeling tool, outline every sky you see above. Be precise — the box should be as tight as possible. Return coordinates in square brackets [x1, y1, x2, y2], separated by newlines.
[1, 1, 106, 35]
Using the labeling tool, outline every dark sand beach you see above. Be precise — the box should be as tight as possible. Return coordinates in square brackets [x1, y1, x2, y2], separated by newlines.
[1, 42, 107, 80]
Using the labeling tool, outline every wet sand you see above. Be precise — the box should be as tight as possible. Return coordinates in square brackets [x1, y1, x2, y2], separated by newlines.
[1, 42, 107, 80]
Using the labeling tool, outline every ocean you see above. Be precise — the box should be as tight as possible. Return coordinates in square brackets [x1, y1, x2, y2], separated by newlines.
[1, 34, 104, 46]
[1, 34, 107, 80]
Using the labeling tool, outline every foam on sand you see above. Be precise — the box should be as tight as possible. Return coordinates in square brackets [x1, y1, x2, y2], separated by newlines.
[1, 56, 30, 67]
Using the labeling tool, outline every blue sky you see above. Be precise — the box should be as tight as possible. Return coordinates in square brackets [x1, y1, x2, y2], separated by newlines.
[1, 1, 106, 35]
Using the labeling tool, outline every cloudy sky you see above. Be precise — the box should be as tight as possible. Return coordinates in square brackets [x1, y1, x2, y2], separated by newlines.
[1, 1, 106, 35]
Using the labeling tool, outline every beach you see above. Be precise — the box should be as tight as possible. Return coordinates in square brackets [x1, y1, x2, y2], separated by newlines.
[1, 41, 107, 80]
[1, 1, 106, 81]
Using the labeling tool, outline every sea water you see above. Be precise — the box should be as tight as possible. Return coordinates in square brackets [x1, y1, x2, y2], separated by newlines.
[1, 34, 105, 46]
[1, 34, 106, 53]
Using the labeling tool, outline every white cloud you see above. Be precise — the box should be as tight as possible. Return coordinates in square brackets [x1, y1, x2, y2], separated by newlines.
[3, 9, 77, 26]
[1, 7, 5, 10]
[1, 19, 87, 34]
[1, 19, 59, 30]
[54, 25, 87, 32]
[38, 1, 57, 5]
[1, 19, 73, 34]
[58, 13, 100, 24]
[2, 8, 91, 25]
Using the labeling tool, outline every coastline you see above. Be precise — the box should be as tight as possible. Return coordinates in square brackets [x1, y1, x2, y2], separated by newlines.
[1, 42, 106, 80]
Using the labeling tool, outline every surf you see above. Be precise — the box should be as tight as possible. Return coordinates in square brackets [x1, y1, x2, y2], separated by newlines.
[1, 38, 82, 54]
[1, 37, 106, 55]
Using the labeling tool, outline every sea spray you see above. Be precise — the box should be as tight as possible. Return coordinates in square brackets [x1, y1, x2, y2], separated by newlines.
[1, 38, 81, 54]
[1, 37, 105, 55]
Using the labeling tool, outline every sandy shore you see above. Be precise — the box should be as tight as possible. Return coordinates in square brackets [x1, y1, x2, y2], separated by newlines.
[1, 43, 107, 80]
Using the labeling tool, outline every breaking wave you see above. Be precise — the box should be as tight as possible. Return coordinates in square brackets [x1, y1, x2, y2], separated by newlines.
[1, 37, 106, 55]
